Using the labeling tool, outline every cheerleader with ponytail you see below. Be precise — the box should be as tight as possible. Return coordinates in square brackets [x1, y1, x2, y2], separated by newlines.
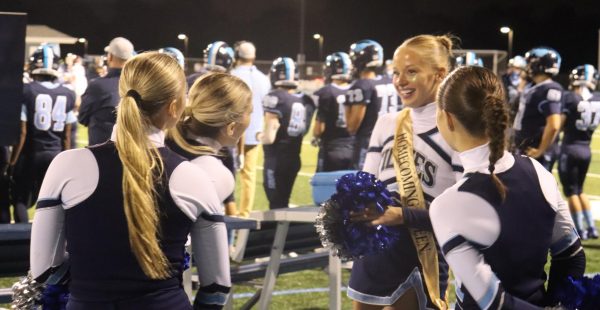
[430, 66, 585, 309]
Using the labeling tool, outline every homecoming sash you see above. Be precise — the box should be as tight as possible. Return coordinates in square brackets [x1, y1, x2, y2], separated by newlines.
[392, 109, 446, 310]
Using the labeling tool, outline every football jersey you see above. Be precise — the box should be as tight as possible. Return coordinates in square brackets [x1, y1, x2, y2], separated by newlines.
[513, 79, 563, 150]
[363, 102, 463, 204]
[373, 75, 401, 115]
[344, 78, 380, 138]
[314, 83, 351, 141]
[22, 81, 77, 152]
[561, 90, 600, 145]
[263, 89, 315, 152]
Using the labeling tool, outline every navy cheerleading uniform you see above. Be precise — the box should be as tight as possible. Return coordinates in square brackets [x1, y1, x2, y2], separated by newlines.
[430, 145, 585, 309]
[348, 103, 463, 308]
[31, 127, 231, 309]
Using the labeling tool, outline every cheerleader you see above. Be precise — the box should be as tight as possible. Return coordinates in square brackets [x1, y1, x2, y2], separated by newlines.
[30, 52, 231, 309]
[349, 35, 462, 310]
[261, 57, 315, 209]
[431, 66, 585, 309]
[559, 64, 600, 239]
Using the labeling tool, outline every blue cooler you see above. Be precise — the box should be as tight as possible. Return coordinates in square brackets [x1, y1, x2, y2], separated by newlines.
[310, 170, 358, 205]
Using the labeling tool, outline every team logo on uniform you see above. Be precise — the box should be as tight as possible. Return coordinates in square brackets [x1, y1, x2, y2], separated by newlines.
[380, 149, 437, 188]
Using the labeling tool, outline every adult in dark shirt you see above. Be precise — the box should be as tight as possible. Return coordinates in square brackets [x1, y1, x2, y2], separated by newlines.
[79, 37, 135, 146]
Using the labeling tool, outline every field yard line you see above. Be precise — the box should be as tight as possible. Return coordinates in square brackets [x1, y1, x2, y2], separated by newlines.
[257, 166, 314, 178]
[233, 286, 347, 299]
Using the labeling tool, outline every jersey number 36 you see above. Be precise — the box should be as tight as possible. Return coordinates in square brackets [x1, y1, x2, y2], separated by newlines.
[34, 94, 68, 132]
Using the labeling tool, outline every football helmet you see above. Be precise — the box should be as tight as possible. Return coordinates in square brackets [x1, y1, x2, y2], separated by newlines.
[203, 41, 235, 72]
[525, 47, 561, 77]
[569, 64, 599, 90]
[158, 47, 185, 68]
[348, 39, 383, 75]
[324, 52, 352, 82]
[455, 51, 483, 68]
[29, 43, 61, 78]
[270, 57, 298, 88]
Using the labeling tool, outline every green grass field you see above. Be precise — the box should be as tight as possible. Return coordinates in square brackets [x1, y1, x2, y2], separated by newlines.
[2, 125, 600, 309]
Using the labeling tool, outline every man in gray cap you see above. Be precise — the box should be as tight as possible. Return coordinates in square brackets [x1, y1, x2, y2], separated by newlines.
[231, 41, 270, 217]
[79, 37, 134, 145]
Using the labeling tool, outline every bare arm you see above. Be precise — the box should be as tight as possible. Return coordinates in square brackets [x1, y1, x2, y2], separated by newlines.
[9, 121, 27, 165]
[63, 123, 72, 150]
[345, 104, 366, 135]
[527, 114, 561, 158]
[313, 119, 325, 138]
[260, 112, 280, 145]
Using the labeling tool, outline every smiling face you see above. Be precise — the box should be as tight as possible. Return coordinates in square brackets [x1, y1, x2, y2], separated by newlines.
[392, 47, 443, 108]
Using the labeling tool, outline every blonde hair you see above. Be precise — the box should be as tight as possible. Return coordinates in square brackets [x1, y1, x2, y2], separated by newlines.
[169, 72, 252, 155]
[398, 34, 456, 73]
[116, 51, 186, 279]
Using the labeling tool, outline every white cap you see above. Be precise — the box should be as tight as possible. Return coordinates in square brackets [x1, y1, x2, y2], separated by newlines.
[237, 41, 256, 59]
[104, 37, 135, 60]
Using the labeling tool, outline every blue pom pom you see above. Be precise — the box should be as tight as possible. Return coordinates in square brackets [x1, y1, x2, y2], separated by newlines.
[553, 275, 600, 310]
[183, 251, 191, 271]
[41, 284, 69, 310]
[316, 171, 400, 260]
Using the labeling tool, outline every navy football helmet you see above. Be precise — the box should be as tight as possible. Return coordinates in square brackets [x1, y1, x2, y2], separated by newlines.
[29, 43, 61, 78]
[270, 57, 298, 88]
[158, 47, 185, 68]
[324, 52, 352, 82]
[348, 39, 383, 76]
[569, 64, 599, 90]
[525, 47, 561, 77]
[203, 41, 235, 72]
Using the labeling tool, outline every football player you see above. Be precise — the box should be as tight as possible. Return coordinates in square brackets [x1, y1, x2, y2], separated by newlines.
[260, 57, 315, 209]
[559, 64, 600, 239]
[8, 44, 77, 222]
[512, 47, 563, 171]
[345, 39, 388, 169]
[313, 52, 354, 172]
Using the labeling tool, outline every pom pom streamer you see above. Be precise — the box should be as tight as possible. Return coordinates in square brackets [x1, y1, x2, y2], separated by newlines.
[315, 171, 400, 260]
[11, 271, 44, 309]
[553, 274, 600, 310]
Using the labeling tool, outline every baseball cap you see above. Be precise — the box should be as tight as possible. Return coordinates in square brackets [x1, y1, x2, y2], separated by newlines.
[237, 41, 256, 59]
[104, 37, 135, 60]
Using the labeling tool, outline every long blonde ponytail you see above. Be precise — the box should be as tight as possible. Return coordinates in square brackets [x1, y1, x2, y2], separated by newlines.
[116, 52, 186, 279]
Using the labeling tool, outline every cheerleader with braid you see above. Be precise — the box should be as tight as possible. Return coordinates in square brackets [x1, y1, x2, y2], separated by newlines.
[430, 66, 585, 309]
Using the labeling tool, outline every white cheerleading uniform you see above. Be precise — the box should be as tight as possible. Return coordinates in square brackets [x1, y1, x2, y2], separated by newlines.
[348, 102, 463, 308]
[31, 126, 231, 309]
[430, 145, 584, 309]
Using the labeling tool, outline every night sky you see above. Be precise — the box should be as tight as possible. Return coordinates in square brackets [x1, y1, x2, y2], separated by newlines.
[2, 0, 600, 72]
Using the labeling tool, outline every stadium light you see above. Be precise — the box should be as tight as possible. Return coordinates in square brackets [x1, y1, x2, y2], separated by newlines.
[78, 37, 88, 56]
[178, 34, 189, 57]
[313, 33, 324, 60]
[500, 26, 514, 59]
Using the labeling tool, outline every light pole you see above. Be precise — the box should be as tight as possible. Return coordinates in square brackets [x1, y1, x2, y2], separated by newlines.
[178, 33, 188, 57]
[78, 37, 87, 56]
[313, 33, 324, 60]
[500, 26, 513, 59]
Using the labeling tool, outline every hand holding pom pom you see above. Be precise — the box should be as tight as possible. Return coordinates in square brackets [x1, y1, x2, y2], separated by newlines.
[315, 171, 401, 260]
